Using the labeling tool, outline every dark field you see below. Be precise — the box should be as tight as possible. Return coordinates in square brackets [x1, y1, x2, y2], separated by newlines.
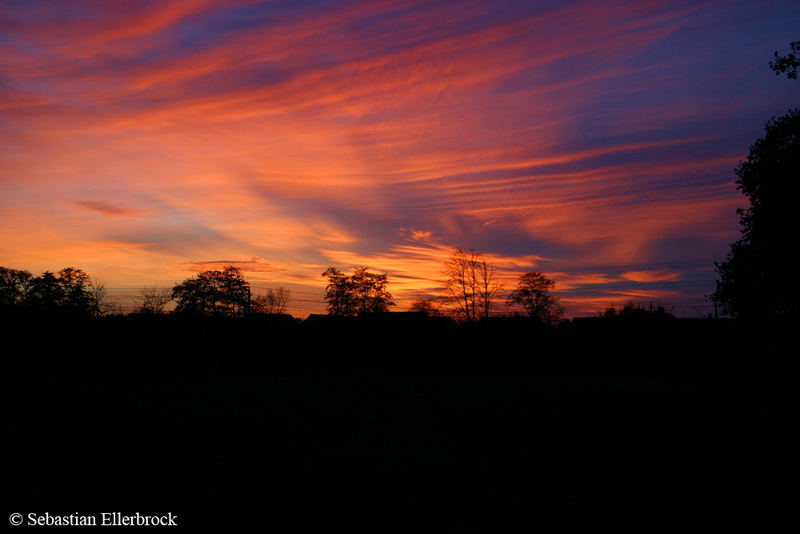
[3, 315, 797, 530]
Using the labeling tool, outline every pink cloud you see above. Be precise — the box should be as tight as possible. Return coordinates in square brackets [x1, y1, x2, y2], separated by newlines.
[1, 0, 787, 317]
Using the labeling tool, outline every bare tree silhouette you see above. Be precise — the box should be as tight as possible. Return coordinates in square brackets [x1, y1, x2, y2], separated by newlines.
[440, 249, 501, 321]
[252, 287, 291, 314]
[135, 287, 172, 314]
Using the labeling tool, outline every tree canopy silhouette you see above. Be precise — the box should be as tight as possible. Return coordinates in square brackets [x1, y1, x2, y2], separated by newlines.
[172, 266, 252, 316]
[770, 41, 799, 80]
[508, 272, 562, 324]
[0, 267, 33, 308]
[713, 108, 800, 319]
[0, 266, 107, 316]
[322, 267, 394, 316]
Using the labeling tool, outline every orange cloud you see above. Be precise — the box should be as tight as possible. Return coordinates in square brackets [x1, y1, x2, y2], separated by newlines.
[2, 0, 787, 318]
[73, 201, 144, 217]
[621, 269, 683, 283]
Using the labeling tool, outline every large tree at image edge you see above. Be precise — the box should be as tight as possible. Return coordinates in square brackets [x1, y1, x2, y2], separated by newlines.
[713, 108, 800, 319]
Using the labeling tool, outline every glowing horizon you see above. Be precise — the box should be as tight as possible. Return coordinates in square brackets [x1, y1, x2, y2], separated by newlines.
[1, 0, 798, 317]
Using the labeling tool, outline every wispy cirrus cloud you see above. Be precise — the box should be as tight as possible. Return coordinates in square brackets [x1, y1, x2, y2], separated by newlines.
[0, 0, 797, 316]
[73, 200, 143, 217]
[622, 269, 683, 283]
[181, 257, 279, 273]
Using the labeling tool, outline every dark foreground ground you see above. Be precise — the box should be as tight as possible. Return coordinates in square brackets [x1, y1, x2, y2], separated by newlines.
[2, 314, 797, 530]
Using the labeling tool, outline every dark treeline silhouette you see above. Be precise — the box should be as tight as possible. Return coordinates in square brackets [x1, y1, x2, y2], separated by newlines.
[600, 302, 674, 320]
[4, 277, 795, 529]
[1, 264, 294, 318]
[5, 258, 790, 372]
[2, 248, 793, 362]
[4, 268, 795, 527]
[2, 282, 793, 368]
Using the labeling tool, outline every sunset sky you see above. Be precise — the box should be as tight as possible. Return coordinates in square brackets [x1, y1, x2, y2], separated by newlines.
[1, 0, 798, 317]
